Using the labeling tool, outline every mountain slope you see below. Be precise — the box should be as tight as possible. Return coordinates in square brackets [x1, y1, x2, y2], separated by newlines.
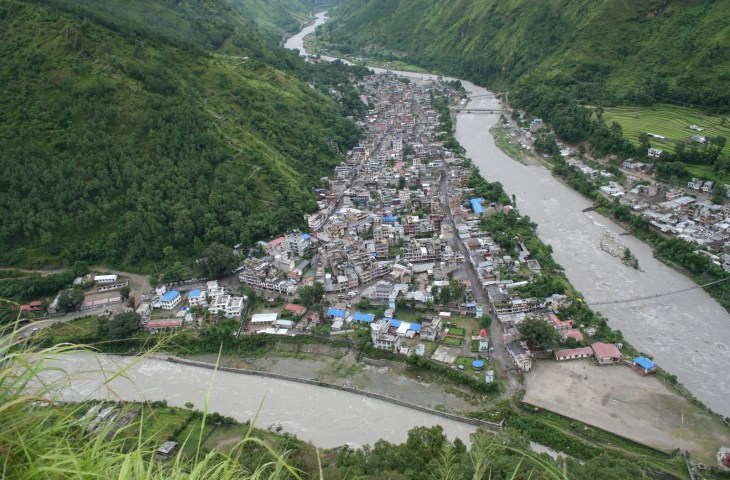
[324, 0, 730, 110]
[0, 0, 362, 268]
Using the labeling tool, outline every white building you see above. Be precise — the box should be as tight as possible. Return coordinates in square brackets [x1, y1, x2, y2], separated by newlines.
[94, 274, 118, 284]
[159, 291, 182, 310]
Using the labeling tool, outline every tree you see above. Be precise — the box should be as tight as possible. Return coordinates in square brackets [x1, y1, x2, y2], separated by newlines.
[298, 282, 325, 307]
[108, 312, 141, 340]
[517, 317, 559, 347]
[57, 288, 84, 312]
[119, 285, 131, 300]
[449, 280, 466, 304]
[197, 243, 238, 279]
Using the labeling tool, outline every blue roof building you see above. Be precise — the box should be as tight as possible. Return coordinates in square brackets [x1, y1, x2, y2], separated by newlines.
[470, 198, 486, 215]
[383, 216, 399, 222]
[353, 312, 375, 323]
[327, 308, 347, 318]
[161, 291, 180, 302]
[633, 356, 657, 375]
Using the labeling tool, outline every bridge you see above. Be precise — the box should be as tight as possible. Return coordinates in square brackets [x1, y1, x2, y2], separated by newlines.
[455, 108, 504, 114]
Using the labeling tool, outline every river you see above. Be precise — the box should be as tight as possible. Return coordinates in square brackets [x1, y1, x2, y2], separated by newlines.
[287, 13, 730, 417]
[37, 353, 476, 448]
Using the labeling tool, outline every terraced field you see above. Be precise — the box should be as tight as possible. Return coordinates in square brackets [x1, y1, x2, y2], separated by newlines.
[600, 104, 730, 158]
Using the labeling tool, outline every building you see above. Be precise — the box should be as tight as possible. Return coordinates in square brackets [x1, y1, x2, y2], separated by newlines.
[648, 147, 663, 159]
[250, 312, 278, 325]
[420, 316, 442, 341]
[370, 318, 401, 352]
[159, 291, 182, 310]
[633, 356, 657, 375]
[555, 347, 593, 361]
[146, 319, 183, 331]
[208, 295, 244, 318]
[94, 274, 118, 284]
[591, 342, 622, 365]
[284, 303, 306, 317]
[188, 290, 207, 307]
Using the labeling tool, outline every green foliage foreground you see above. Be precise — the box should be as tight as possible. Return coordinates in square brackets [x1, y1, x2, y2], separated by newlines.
[0, 333, 670, 480]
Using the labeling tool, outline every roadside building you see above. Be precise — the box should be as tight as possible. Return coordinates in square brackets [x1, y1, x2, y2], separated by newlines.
[284, 303, 306, 317]
[250, 312, 278, 325]
[94, 274, 118, 284]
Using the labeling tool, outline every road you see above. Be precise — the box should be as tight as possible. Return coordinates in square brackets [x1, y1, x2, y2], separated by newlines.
[438, 169, 519, 395]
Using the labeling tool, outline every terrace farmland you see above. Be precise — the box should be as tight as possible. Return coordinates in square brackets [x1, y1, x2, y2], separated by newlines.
[599, 104, 730, 158]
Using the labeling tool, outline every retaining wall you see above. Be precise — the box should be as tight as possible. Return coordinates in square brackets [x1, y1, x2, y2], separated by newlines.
[166, 356, 504, 432]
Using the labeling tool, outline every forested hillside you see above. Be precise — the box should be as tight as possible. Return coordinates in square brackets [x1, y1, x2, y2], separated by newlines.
[325, 0, 730, 110]
[0, 0, 365, 268]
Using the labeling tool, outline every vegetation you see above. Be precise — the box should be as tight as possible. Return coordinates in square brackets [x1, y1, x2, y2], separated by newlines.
[0, 0, 368, 271]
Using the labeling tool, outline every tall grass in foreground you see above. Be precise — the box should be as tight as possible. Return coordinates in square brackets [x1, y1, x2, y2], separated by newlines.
[0, 300, 570, 479]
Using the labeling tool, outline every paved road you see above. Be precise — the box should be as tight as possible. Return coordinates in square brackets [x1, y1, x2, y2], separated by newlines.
[438, 169, 519, 396]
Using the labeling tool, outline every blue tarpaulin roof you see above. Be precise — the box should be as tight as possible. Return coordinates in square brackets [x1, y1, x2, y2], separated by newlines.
[634, 356, 656, 369]
[327, 308, 346, 318]
[161, 291, 179, 302]
[301, 233, 311, 240]
[472, 360, 485, 368]
[353, 312, 375, 323]
[470, 198, 485, 215]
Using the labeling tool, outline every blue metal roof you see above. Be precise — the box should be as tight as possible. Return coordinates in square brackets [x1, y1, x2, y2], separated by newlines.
[389, 319, 402, 328]
[189, 290, 202, 298]
[161, 291, 179, 302]
[470, 198, 485, 215]
[353, 312, 375, 323]
[383, 216, 398, 222]
[634, 356, 655, 369]
[409, 323, 422, 332]
[327, 308, 346, 318]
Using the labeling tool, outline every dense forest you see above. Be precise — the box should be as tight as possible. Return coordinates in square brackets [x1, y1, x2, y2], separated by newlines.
[321, 0, 730, 163]
[0, 0, 368, 269]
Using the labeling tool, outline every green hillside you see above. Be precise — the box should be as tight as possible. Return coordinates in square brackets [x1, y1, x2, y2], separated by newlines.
[324, 0, 730, 111]
[226, 0, 311, 41]
[0, 0, 364, 269]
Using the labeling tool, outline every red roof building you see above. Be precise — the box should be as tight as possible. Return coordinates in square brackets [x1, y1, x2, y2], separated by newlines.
[555, 347, 593, 361]
[146, 319, 182, 330]
[591, 342, 622, 365]
[284, 303, 306, 316]
[561, 328, 584, 342]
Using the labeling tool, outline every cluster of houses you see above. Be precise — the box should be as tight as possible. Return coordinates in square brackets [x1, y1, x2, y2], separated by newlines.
[566, 155, 730, 272]
[139, 280, 247, 331]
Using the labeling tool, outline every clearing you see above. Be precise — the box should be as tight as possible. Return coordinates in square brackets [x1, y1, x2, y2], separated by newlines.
[523, 360, 730, 465]
[600, 104, 730, 158]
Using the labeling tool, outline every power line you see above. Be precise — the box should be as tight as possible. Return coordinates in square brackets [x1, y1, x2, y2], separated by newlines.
[587, 277, 728, 307]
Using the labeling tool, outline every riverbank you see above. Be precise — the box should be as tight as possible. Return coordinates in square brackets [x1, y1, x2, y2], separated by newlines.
[33, 352, 480, 448]
[453, 88, 730, 419]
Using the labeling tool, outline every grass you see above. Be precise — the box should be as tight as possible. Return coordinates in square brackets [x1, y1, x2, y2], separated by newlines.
[600, 104, 730, 157]
[491, 125, 529, 164]
[443, 337, 463, 346]
[39, 315, 99, 343]
[447, 327, 465, 337]
[684, 163, 730, 185]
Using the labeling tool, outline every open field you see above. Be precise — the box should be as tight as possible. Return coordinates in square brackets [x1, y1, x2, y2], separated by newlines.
[600, 104, 730, 158]
[523, 360, 730, 465]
